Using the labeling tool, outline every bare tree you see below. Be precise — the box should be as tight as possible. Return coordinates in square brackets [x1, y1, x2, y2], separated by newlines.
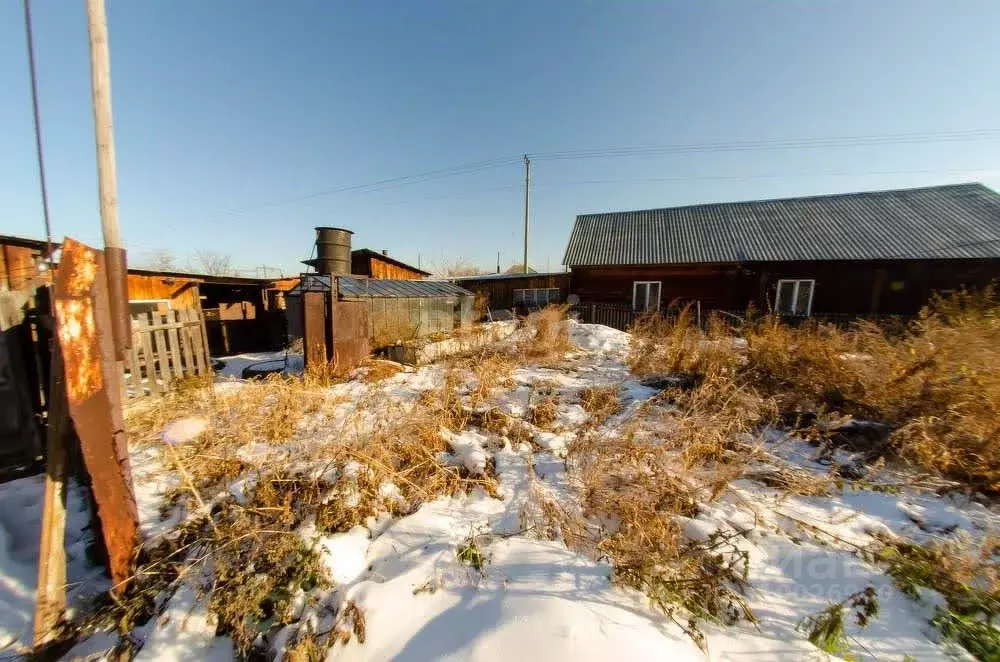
[428, 257, 484, 277]
[142, 249, 178, 272]
[191, 251, 237, 276]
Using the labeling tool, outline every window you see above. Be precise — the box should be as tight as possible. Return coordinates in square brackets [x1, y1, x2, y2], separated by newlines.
[513, 288, 561, 307]
[775, 279, 814, 316]
[632, 281, 661, 312]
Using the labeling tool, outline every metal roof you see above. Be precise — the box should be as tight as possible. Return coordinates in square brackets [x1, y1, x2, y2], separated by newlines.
[292, 274, 472, 298]
[563, 183, 1000, 266]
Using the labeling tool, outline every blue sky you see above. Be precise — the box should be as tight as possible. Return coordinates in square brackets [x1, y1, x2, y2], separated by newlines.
[3, 1, 1000, 275]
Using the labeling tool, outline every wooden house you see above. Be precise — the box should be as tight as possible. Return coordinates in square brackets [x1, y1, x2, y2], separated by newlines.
[563, 183, 1000, 319]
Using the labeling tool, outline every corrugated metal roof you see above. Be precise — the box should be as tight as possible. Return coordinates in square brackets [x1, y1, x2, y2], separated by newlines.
[563, 183, 1000, 266]
[291, 274, 472, 298]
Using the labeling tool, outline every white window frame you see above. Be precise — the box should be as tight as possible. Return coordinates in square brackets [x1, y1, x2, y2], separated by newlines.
[632, 281, 661, 312]
[774, 279, 815, 317]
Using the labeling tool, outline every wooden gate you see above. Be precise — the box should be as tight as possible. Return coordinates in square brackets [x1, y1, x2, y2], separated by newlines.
[123, 309, 210, 399]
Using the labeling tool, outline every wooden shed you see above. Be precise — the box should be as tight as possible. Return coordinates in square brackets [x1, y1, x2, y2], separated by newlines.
[287, 274, 475, 349]
[351, 249, 430, 280]
[453, 272, 571, 314]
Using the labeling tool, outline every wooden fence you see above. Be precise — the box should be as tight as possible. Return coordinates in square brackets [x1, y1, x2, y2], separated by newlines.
[569, 302, 916, 333]
[124, 309, 210, 399]
[570, 303, 639, 331]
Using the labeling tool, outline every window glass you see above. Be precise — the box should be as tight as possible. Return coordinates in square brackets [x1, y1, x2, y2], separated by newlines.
[794, 280, 813, 315]
[776, 281, 796, 314]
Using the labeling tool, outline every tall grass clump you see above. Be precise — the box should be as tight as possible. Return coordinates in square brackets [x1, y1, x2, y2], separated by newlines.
[522, 304, 572, 361]
[746, 288, 1000, 489]
[624, 288, 1000, 489]
[884, 289, 1000, 489]
[628, 305, 741, 380]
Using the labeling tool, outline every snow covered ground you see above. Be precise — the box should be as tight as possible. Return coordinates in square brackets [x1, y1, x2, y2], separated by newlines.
[1, 320, 994, 660]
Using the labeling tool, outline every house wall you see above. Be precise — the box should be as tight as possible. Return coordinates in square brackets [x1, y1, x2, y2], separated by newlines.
[572, 259, 1000, 316]
[571, 265, 742, 310]
[126, 273, 201, 309]
[1, 243, 44, 291]
[352, 254, 426, 280]
[456, 273, 572, 310]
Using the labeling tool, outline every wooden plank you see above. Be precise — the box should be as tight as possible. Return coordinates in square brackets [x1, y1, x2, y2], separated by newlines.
[127, 323, 142, 399]
[165, 309, 184, 381]
[178, 308, 196, 376]
[150, 313, 170, 386]
[179, 309, 198, 375]
[197, 298, 211, 370]
[190, 309, 208, 376]
[136, 313, 160, 395]
[33, 344, 68, 647]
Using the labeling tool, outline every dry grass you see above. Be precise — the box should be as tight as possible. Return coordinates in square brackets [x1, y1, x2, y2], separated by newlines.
[661, 375, 777, 471]
[358, 358, 405, 383]
[118, 362, 505, 656]
[529, 393, 561, 431]
[625, 288, 1000, 491]
[579, 385, 622, 426]
[568, 430, 755, 649]
[467, 351, 517, 407]
[629, 306, 741, 379]
[522, 305, 572, 362]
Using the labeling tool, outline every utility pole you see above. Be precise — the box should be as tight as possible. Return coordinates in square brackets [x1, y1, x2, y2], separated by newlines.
[522, 154, 530, 275]
[86, 0, 129, 360]
[496, 251, 500, 274]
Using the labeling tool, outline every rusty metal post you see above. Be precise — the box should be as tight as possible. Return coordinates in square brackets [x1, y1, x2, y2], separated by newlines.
[303, 291, 327, 370]
[52, 238, 139, 592]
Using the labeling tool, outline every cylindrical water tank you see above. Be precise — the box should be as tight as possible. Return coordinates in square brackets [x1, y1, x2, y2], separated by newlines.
[314, 227, 352, 275]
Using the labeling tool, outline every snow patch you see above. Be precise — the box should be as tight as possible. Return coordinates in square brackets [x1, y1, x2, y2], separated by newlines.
[161, 417, 208, 445]
[442, 429, 490, 474]
[317, 526, 371, 585]
[567, 321, 631, 356]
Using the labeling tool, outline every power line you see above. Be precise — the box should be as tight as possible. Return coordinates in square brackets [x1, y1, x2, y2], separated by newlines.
[332, 166, 1000, 209]
[205, 128, 1000, 217]
[532, 128, 1000, 162]
[217, 155, 524, 216]
[22, 0, 53, 261]
[528, 166, 1000, 190]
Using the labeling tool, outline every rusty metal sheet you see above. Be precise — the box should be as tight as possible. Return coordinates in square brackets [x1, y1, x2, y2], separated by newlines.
[53, 238, 139, 592]
[303, 291, 327, 369]
[331, 300, 370, 370]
